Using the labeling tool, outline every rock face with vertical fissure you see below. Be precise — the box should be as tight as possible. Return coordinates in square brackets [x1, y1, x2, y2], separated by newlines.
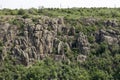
[0, 17, 90, 65]
[0, 17, 120, 66]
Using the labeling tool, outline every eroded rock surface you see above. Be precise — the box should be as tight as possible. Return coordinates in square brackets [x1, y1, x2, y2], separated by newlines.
[0, 17, 90, 65]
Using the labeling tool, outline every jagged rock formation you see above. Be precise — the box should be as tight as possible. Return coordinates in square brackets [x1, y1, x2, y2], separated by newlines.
[0, 17, 90, 65]
[96, 29, 120, 45]
[0, 16, 120, 66]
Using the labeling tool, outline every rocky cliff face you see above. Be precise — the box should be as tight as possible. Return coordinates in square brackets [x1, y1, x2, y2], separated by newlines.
[0, 16, 120, 66]
[0, 17, 90, 65]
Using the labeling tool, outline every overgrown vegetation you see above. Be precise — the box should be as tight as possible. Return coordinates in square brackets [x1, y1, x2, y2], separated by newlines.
[0, 8, 120, 80]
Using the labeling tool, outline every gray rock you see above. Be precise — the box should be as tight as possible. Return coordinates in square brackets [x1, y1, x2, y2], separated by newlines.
[96, 29, 119, 45]
[0, 17, 92, 66]
[77, 32, 90, 55]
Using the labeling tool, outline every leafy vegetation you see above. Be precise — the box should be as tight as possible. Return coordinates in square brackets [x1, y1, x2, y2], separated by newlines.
[0, 8, 120, 80]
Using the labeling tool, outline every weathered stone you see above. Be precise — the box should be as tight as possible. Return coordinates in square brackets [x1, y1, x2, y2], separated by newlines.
[77, 32, 90, 55]
[0, 17, 92, 66]
[95, 29, 119, 45]
[77, 54, 87, 62]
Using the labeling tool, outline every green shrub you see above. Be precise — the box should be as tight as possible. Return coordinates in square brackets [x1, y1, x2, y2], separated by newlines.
[22, 13, 31, 19]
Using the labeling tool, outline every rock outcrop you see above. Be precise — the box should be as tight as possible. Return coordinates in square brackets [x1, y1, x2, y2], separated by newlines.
[96, 29, 120, 45]
[0, 17, 90, 65]
[104, 20, 118, 27]
[0, 16, 120, 66]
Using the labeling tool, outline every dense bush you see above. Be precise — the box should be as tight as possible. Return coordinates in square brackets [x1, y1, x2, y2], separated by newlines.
[0, 53, 120, 80]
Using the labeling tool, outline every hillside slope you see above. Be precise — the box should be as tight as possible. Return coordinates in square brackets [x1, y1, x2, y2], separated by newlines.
[0, 8, 120, 80]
